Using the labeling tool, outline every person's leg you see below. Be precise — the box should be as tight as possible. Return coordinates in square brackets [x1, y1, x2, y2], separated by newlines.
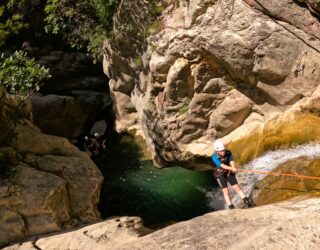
[232, 184, 254, 207]
[231, 184, 246, 199]
[216, 175, 234, 209]
[228, 174, 254, 208]
[227, 174, 246, 198]
[221, 187, 232, 206]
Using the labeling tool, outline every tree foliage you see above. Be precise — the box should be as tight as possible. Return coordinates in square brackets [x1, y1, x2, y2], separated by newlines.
[0, 0, 28, 47]
[44, 0, 120, 62]
[0, 0, 120, 61]
[0, 51, 51, 95]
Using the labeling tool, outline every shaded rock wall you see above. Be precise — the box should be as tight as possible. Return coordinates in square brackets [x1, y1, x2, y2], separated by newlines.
[26, 47, 111, 138]
[0, 88, 103, 246]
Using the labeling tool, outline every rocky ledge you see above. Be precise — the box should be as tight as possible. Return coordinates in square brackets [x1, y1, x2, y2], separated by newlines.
[5, 197, 320, 250]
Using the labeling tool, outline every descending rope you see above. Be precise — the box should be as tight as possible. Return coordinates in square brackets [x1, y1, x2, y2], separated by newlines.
[238, 169, 320, 180]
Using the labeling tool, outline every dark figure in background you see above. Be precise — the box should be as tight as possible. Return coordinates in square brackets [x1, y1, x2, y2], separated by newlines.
[94, 132, 107, 154]
[84, 133, 107, 161]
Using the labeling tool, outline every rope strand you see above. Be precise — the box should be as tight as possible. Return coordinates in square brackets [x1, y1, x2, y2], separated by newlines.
[238, 169, 320, 180]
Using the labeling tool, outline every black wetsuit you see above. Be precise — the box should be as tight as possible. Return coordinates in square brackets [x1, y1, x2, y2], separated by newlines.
[212, 150, 238, 188]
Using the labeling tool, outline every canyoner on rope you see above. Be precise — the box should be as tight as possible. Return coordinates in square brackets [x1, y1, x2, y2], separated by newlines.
[211, 140, 254, 209]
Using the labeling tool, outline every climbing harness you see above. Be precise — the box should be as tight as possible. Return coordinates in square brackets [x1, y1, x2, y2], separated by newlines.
[238, 169, 320, 180]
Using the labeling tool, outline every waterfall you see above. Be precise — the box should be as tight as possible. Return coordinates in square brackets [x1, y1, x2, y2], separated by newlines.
[207, 143, 320, 209]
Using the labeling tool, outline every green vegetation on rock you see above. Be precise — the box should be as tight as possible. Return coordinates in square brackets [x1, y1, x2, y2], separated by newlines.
[0, 0, 28, 47]
[1, 0, 122, 62]
[45, 0, 120, 62]
[109, 0, 164, 59]
[0, 51, 51, 95]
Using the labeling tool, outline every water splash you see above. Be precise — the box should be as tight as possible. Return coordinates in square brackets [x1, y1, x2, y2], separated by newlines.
[208, 143, 320, 209]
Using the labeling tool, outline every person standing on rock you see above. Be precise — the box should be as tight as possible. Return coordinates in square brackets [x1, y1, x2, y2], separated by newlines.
[212, 140, 254, 209]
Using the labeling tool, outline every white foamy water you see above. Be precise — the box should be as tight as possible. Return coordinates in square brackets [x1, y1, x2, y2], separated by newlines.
[207, 143, 320, 209]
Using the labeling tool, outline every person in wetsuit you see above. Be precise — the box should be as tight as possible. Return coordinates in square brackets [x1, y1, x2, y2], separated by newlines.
[84, 132, 107, 160]
[212, 140, 254, 209]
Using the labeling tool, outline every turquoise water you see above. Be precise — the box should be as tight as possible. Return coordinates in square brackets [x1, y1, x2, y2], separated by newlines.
[98, 134, 217, 226]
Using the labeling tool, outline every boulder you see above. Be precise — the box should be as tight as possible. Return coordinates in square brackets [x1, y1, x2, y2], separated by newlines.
[0, 89, 103, 246]
[12, 164, 70, 235]
[0, 210, 25, 246]
[13, 120, 81, 158]
[30, 92, 111, 138]
[24, 154, 102, 222]
[300, 84, 320, 116]
[0, 163, 69, 246]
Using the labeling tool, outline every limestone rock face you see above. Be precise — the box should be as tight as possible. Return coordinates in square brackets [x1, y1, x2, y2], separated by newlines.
[6, 198, 320, 250]
[0, 88, 103, 246]
[300, 84, 320, 116]
[24, 154, 102, 222]
[10, 164, 70, 235]
[244, 0, 320, 38]
[103, 0, 320, 166]
[13, 121, 81, 158]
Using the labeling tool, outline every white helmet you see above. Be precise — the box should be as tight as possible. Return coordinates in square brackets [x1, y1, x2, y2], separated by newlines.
[214, 140, 225, 151]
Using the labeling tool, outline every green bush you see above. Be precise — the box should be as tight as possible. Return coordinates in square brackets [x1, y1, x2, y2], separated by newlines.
[0, 1, 28, 47]
[95, 0, 120, 29]
[0, 51, 51, 95]
[44, 0, 120, 62]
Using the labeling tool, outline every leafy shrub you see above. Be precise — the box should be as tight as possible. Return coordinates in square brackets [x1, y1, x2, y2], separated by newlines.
[95, 0, 120, 29]
[44, 0, 120, 62]
[0, 1, 29, 47]
[0, 50, 51, 94]
[109, 1, 164, 56]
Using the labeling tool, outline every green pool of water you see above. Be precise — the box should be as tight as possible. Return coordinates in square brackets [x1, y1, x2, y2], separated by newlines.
[97, 133, 216, 226]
